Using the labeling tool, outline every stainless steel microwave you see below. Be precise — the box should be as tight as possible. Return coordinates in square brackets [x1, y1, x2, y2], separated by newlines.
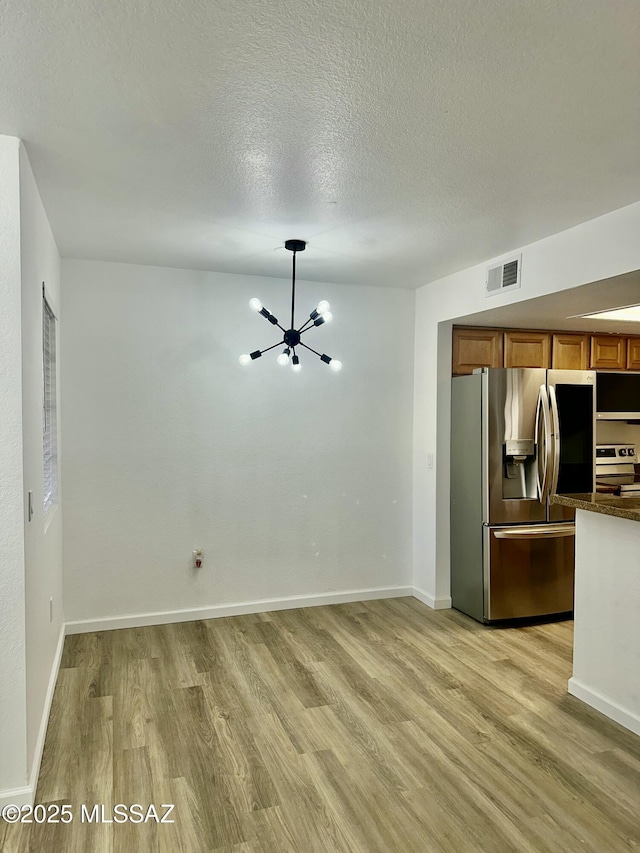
[596, 372, 640, 419]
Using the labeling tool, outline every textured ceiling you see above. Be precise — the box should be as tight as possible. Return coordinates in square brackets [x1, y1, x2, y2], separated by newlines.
[1, 0, 639, 287]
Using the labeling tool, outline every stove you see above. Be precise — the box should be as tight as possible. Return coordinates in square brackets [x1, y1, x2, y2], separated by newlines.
[595, 444, 640, 496]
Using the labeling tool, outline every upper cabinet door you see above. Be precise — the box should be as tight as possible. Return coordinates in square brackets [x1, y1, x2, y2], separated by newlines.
[452, 328, 503, 375]
[590, 335, 626, 369]
[504, 331, 550, 369]
[627, 337, 640, 371]
[551, 333, 590, 370]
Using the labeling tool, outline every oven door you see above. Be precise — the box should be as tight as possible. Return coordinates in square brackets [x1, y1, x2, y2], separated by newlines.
[484, 523, 575, 621]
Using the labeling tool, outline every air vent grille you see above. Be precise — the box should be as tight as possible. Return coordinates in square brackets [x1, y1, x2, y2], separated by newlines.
[502, 259, 519, 287]
[485, 255, 522, 297]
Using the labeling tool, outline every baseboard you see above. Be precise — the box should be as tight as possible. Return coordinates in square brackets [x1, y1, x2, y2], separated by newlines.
[0, 623, 65, 810]
[568, 677, 640, 737]
[29, 623, 65, 798]
[0, 784, 33, 810]
[412, 586, 452, 610]
[65, 585, 414, 634]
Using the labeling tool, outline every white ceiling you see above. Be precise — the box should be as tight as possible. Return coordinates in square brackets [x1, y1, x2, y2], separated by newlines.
[1, 0, 639, 287]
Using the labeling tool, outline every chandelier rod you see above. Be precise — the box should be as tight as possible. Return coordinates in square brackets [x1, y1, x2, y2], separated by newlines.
[290, 250, 297, 330]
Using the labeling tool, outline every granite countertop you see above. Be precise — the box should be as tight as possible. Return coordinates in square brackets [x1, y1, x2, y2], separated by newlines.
[551, 493, 640, 522]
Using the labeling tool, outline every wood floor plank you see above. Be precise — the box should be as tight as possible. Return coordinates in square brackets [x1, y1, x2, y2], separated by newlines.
[249, 711, 359, 852]
[113, 746, 157, 853]
[2, 598, 640, 852]
[211, 705, 279, 814]
[172, 684, 246, 848]
[244, 804, 299, 852]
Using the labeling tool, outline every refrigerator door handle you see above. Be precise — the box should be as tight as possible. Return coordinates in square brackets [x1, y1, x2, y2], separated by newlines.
[493, 524, 575, 539]
[549, 384, 561, 496]
[535, 384, 552, 503]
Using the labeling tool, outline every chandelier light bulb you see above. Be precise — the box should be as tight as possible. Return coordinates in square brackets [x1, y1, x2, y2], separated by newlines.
[329, 359, 342, 372]
[239, 354, 251, 365]
[322, 311, 333, 324]
[317, 300, 330, 314]
[291, 354, 301, 372]
[249, 298, 262, 312]
[277, 349, 290, 366]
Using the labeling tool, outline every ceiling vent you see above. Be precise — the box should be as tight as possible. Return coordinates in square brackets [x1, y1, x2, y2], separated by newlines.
[485, 255, 522, 297]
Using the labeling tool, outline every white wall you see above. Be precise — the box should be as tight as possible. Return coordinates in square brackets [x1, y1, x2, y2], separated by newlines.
[19, 144, 63, 776]
[0, 137, 62, 805]
[61, 259, 415, 625]
[414, 201, 640, 605]
[0, 135, 28, 794]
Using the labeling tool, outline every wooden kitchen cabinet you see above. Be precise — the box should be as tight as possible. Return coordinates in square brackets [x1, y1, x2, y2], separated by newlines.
[451, 325, 640, 376]
[590, 335, 627, 369]
[504, 330, 550, 369]
[627, 337, 640, 370]
[452, 327, 503, 375]
[551, 333, 590, 370]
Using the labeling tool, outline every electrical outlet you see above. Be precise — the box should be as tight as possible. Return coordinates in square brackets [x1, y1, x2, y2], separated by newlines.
[49, 597, 53, 622]
[193, 550, 203, 569]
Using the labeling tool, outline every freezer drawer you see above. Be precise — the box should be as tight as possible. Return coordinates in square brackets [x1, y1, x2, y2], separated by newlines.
[484, 524, 574, 621]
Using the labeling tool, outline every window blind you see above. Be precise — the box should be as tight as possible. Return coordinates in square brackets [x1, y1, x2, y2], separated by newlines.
[43, 295, 58, 512]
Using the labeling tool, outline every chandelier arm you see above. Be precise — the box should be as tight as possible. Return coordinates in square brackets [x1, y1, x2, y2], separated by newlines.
[298, 341, 322, 358]
[299, 324, 319, 335]
[257, 307, 282, 327]
[258, 341, 283, 356]
[297, 318, 314, 334]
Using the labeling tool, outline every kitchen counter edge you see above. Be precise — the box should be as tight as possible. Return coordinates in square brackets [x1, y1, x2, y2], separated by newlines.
[551, 493, 640, 522]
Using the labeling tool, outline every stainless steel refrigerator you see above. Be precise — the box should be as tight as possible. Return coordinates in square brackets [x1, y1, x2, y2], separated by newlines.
[450, 368, 595, 623]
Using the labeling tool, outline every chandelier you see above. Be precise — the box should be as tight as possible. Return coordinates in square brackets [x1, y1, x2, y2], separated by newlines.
[239, 239, 342, 373]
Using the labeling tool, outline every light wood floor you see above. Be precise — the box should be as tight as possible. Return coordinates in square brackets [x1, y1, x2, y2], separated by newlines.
[2, 598, 640, 852]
